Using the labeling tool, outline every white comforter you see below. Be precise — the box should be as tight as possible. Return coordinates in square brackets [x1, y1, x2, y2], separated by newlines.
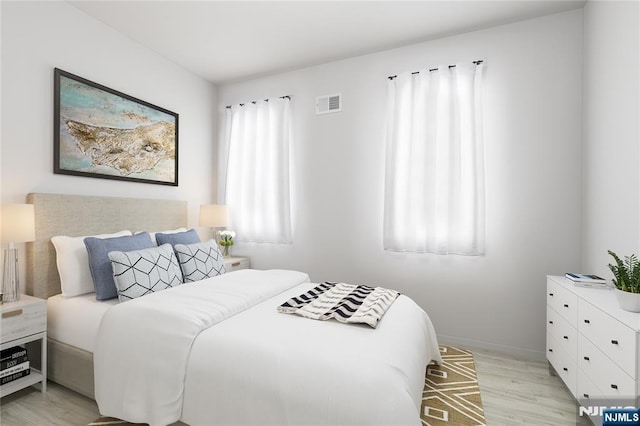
[94, 269, 442, 426]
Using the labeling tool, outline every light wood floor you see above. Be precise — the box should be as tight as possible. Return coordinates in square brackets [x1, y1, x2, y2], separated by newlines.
[0, 348, 587, 426]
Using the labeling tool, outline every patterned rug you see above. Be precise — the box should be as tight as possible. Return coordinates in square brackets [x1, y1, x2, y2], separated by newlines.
[422, 345, 486, 425]
[90, 345, 485, 426]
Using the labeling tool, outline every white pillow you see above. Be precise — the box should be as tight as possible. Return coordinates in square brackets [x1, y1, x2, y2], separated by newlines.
[51, 230, 132, 297]
[108, 244, 184, 302]
[135, 228, 187, 246]
[174, 240, 226, 282]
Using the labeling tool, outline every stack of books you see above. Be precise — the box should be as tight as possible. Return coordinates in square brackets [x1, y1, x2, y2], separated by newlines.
[0, 346, 30, 386]
[565, 273, 610, 288]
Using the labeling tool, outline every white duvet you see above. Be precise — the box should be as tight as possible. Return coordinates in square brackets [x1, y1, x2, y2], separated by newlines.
[94, 269, 442, 426]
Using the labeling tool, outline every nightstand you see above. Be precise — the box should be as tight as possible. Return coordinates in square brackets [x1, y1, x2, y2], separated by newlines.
[0, 294, 47, 397]
[224, 256, 250, 272]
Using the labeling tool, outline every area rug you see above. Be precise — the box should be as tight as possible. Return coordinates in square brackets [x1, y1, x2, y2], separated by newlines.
[421, 345, 487, 426]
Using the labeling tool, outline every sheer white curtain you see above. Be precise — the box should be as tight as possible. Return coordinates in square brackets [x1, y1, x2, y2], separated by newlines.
[383, 63, 485, 255]
[222, 97, 292, 243]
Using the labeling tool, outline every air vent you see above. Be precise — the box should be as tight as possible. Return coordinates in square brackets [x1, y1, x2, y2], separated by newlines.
[316, 93, 342, 115]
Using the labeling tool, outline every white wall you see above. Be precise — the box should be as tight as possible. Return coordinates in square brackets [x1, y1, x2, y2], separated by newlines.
[219, 10, 584, 357]
[1, 1, 218, 229]
[581, 1, 640, 278]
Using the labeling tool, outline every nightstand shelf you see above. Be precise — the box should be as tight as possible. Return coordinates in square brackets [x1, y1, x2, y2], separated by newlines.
[0, 294, 47, 397]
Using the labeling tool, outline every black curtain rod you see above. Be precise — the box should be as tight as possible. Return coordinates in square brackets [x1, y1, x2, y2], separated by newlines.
[387, 60, 483, 80]
[226, 95, 291, 109]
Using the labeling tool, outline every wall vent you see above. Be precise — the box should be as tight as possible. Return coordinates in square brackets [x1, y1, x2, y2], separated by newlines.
[316, 93, 342, 114]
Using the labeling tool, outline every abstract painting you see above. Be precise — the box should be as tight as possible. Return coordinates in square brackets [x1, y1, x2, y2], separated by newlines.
[54, 68, 179, 186]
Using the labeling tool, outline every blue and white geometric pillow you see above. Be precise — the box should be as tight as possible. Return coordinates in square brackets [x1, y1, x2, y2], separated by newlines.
[174, 240, 226, 283]
[108, 243, 184, 302]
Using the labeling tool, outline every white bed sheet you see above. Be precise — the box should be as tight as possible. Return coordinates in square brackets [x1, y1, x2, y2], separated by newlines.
[95, 269, 441, 426]
[47, 293, 118, 353]
[182, 281, 440, 425]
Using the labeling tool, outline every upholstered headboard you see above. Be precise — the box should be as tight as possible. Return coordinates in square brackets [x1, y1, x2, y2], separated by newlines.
[26, 193, 188, 299]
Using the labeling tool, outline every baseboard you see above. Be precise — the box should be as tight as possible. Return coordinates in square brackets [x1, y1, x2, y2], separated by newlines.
[437, 334, 546, 361]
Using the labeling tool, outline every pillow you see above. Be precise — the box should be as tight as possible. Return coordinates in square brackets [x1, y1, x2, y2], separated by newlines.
[136, 228, 187, 246]
[174, 240, 226, 282]
[51, 230, 132, 297]
[155, 228, 200, 247]
[108, 244, 183, 302]
[84, 232, 155, 300]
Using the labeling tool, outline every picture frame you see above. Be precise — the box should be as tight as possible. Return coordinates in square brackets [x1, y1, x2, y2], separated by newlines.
[54, 68, 179, 186]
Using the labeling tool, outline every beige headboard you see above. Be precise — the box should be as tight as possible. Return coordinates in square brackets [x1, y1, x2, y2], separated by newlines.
[26, 193, 188, 299]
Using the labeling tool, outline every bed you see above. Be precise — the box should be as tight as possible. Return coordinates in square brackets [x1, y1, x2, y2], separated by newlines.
[25, 192, 442, 425]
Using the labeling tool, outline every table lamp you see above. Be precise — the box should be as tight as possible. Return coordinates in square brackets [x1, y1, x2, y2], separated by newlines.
[1, 204, 36, 303]
[199, 204, 229, 243]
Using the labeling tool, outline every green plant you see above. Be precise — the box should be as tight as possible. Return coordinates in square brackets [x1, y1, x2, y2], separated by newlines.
[608, 250, 640, 293]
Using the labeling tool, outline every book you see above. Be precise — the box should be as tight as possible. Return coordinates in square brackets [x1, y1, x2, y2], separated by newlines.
[0, 346, 27, 363]
[0, 368, 30, 385]
[571, 280, 610, 289]
[0, 361, 29, 379]
[0, 354, 28, 371]
[565, 273, 607, 284]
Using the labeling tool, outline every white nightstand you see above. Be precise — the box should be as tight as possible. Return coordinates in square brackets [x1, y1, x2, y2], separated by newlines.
[0, 294, 47, 397]
[224, 256, 250, 272]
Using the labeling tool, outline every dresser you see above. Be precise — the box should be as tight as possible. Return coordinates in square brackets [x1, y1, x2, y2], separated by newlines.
[546, 275, 640, 416]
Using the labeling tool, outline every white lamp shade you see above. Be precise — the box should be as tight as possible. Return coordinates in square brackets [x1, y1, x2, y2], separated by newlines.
[199, 204, 229, 228]
[1, 204, 35, 243]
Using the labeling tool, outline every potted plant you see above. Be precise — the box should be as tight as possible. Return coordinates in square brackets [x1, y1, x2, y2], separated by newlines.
[218, 230, 236, 257]
[608, 250, 640, 312]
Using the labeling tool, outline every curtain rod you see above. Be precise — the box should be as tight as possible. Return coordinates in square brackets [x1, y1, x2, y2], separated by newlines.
[387, 60, 483, 80]
[225, 95, 291, 109]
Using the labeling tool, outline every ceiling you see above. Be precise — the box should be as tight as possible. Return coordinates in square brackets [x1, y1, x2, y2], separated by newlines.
[70, 1, 585, 85]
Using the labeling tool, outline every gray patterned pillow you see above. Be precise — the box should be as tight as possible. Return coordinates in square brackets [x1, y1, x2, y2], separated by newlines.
[174, 240, 226, 282]
[108, 244, 184, 301]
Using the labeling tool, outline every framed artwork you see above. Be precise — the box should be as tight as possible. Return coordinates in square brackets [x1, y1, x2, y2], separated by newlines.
[54, 68, 179, 186]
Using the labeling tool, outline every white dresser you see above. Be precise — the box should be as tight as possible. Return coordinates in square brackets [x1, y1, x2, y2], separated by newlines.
[546, 275, 640, 413]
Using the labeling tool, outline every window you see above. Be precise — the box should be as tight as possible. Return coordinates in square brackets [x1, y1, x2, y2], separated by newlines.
[384, 63, 485, 255]
[221, 97, 292, 243]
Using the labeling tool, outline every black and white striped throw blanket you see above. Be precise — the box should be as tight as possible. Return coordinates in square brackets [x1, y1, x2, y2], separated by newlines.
[278, 282, 400, 328]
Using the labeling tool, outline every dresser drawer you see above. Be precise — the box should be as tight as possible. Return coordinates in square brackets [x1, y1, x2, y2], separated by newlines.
[578, 298, 637, 379]
[547, 307, 577, 357]
[547, 279, 578, 325]
[547, 331, 577, 397]
[224, 257, 249, 272]
[1, 300, 46, 343]
[577, 366, 603, 401]
[578, 333, 635, 397]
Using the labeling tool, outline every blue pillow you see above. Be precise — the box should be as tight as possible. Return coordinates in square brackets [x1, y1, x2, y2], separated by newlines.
[84, 232, 155, 300]
[155, 229, 200, 247]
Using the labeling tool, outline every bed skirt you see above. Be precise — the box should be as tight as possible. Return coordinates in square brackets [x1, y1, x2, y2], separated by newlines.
[48, 338, 95, 399]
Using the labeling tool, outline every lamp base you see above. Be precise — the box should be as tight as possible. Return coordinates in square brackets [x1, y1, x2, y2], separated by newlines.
[3, 246, 20, 302]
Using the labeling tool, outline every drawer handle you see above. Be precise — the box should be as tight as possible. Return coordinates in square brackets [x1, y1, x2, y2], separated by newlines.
[583, 393, 589, 399]
[611, 384, 618, 390]
[231, 262, 241, 267]
[563, 336, 568, 340]
[2, 309, 23, 319]
[549, 293, 554, 297]
[563, 304, 569, 308]
[548, 348, 553, 352]
[584, 319, 590, 324]
[563, 367, 568, 372]
[611, 340, 619, 345]
[548, 320, 553, 325]
[583, 356, 590, 361]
